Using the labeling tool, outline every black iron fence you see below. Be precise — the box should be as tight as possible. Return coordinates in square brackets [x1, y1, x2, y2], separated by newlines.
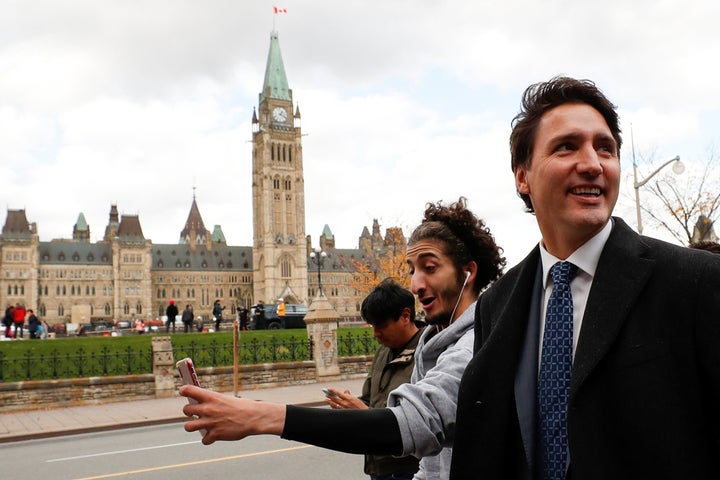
[0, 331, 377, 382]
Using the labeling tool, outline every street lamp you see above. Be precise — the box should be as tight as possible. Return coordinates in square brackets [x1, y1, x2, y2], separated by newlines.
[632, 154, 684, 235]
[309, 248, 327, 297]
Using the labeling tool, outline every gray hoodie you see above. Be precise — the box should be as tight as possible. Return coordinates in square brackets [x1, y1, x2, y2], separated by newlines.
[387, 301, 476, 480]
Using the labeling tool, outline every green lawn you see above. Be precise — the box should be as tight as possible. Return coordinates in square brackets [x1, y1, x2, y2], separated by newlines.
[0, 327, 375, 360]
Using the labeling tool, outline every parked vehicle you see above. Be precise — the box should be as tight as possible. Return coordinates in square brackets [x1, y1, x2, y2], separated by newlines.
[250, 303, 308, 330]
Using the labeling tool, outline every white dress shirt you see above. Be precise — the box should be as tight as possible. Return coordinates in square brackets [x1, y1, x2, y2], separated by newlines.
[538, 219, 613, 362]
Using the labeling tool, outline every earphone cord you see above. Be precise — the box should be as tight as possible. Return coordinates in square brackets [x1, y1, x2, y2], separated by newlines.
[438, 272, 470, 333]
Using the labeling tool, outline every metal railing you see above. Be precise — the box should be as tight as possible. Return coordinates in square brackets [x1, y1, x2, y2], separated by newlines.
[0, 331, 377, 382]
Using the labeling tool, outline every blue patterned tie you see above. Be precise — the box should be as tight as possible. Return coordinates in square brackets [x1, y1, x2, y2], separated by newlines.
[539, 261, 578, 480]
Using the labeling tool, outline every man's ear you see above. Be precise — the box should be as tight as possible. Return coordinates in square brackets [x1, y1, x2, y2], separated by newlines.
[515, 166, 530, 195]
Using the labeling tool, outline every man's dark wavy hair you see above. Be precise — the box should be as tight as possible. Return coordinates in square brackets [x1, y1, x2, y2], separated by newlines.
[510, 76, 622, 212]
[408, 197, 505, 295]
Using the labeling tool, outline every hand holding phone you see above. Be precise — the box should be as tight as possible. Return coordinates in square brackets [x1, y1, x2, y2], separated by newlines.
[177, 357, 206, 436]
[322, 387, 339, 398]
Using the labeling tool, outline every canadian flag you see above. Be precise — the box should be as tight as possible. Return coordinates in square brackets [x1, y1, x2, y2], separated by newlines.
[273, 6, 287, 14]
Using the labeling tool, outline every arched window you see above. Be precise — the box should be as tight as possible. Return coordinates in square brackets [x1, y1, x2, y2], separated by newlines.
[137, 302, 143, 314]
[281, 257, 291, 278]
[104, 303, 111, 315]
[123, 303, 130, 314]
[58, 305, 64, 316]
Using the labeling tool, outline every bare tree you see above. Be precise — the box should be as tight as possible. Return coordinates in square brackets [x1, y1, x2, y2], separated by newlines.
[641, 149, 720, 245]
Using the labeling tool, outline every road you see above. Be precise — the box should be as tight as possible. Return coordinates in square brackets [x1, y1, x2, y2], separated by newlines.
[4, 422, 368, 480]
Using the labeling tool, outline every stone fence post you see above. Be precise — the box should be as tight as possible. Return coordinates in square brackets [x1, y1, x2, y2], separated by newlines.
[152, 336, 175, 398]
[303, 294, 340, 381]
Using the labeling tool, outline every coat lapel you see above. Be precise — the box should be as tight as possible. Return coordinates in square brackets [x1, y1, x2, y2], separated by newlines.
[570, 218, 655, 399]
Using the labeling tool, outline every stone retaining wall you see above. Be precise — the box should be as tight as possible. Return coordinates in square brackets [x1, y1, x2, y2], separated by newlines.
[0, 355, 372, 412]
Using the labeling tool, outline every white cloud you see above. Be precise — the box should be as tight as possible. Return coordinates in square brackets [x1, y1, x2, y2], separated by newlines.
[2, 0, 719, 270]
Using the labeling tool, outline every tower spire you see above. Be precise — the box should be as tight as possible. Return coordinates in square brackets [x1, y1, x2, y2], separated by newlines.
[260, 32, 291, 104]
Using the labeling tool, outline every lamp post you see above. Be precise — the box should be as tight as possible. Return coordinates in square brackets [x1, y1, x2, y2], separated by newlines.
[632, 154, 684, 235]
[309, 248, 327, 297]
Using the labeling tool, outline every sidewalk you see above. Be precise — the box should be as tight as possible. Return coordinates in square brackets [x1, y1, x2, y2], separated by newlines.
[0, 377, 365, 443]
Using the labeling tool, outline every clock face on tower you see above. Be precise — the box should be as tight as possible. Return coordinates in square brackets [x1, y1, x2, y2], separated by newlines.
[272, 106, 288, 123]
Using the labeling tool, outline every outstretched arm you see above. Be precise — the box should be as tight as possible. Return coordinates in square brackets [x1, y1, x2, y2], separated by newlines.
[181, 385, 286, 444]
[180, 385, 403, 455]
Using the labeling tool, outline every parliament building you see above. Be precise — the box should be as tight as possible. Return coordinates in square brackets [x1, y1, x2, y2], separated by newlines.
[0, 32, 405, 326]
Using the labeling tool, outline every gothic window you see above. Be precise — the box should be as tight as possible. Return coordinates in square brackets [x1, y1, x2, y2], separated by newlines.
[87, 253, 94, 261]
[271, 142, 275, 161]
[157, 289, 162, 298]
[289, 147, 292, 163]
[105, 303, 111, 315]
[281, 257, 291, 278]
[284, 178, 291, 190]
[124, 303, 130, 314]
[73, 252, 80, 261]
[92, 286, 96, 295]
[273, 178, 280, 189]
[44, 286, 48, 295]
[39, 304, 46, 316]
[137, 302, 143, 314]
[58, 305, 64, 316]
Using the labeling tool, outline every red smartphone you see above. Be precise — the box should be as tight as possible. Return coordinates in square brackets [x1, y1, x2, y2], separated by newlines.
[176, 357, 206, 436]
[177, 357, 201, 390]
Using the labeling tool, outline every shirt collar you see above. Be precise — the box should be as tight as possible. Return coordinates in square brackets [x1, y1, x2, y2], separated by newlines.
[539, 218, 614, 288]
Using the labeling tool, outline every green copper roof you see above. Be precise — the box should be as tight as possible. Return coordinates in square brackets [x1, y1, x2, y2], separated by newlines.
[322, 224, 334, 239]
[260, 32, 291, 103]
[211, 225, 226, 243]
[76, 212, 89, 231]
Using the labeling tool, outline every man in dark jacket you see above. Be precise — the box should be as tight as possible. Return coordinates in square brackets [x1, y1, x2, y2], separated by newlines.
[166, 300, 179, 333]
[27, 309, 40, 339]
[181, 304, 194, 333]
[212, 300, 224, 332]
[325, 279, 424, 479]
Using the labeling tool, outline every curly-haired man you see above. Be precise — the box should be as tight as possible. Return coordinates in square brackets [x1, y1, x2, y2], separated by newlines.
[181, 198, 505, 480]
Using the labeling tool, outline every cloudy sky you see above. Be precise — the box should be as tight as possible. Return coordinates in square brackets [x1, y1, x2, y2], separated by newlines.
[2, 0, 718, 267]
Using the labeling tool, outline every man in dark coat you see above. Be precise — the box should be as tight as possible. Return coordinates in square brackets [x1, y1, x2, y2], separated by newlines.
[450, 77, 720, 479]
[166, 300, 179, 333]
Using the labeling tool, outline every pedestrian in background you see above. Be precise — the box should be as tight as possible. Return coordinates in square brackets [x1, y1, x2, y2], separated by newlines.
[166, 299, 179, 333]
[27, 309, 40, 339]
[182, 304, 194, 333]
[13, 303, 26, 339]
[41, 318, 50, 339]
[238, 305, 249, 331]
[2, 305, 13, 338]
[212, 300, 224, 332]
[277, 298, 286, 329]
[326, 279, 424, 480]
[135, 318, 144, 334]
